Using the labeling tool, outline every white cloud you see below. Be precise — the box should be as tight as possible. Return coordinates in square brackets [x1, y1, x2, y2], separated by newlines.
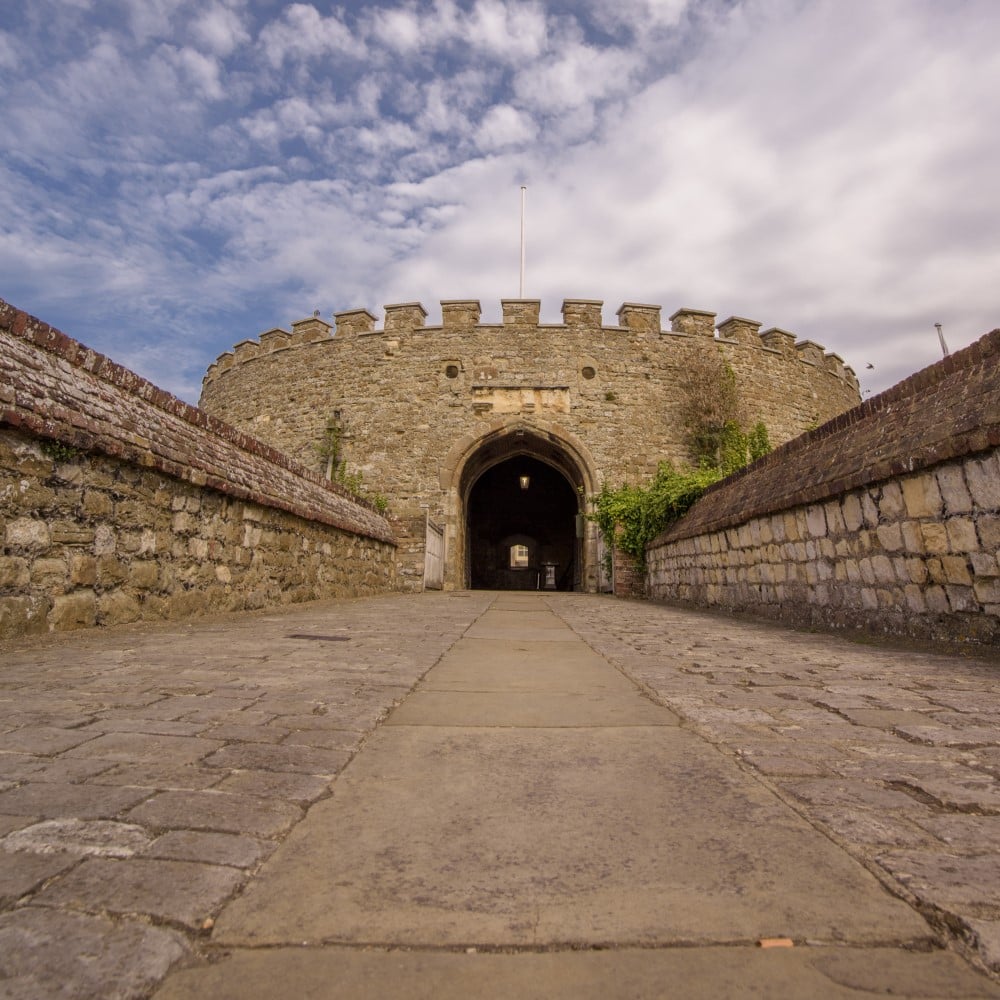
[514, 42, 636, 114]
[371, 6, 423, 52]
[475, 104, 537, 151]
[368, 0, 547, 62]
[585, 0, 692, 33]
[157, 44, 225, 100]
[258, 4, 356, 67]
[466, 0, 548, 61]
[119, 0, 185, 44]
[191, 4, 250, 56]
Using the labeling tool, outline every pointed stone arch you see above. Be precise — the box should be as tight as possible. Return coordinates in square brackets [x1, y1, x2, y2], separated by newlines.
[439, 419, 601, 591]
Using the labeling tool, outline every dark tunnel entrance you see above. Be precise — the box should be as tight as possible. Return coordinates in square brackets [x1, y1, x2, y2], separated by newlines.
[466, 454, 580, 591]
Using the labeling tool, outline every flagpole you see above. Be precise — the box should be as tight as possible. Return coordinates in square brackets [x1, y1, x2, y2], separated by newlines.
[519, 185, 526, 298]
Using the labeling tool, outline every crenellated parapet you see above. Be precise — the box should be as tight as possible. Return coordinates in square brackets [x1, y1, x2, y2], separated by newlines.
[203, 298, 859, 391]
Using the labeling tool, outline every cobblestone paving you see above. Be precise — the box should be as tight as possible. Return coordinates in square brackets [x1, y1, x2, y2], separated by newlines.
[556, 595, 1000, 979]
[0, 592, 490, 999]
[0, 591, 998, 997]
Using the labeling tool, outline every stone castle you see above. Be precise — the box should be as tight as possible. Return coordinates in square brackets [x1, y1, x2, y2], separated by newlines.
[200, 298, 861, 593]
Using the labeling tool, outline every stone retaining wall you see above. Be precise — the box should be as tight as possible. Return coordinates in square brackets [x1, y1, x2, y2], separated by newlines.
[647, 329, 1000, 645]
[1, 299, 396, 640]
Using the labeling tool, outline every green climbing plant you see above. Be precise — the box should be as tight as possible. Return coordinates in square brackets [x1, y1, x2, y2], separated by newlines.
[590, 463, 724, 571]
[591, 350, 772, 571]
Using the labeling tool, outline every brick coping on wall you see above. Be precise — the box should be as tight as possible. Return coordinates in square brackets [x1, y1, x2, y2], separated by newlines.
[655, 328, 1000, 545]
[0, 298, 394, 545]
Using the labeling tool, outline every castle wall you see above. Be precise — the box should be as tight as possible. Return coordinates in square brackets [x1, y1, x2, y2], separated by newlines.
[0, 299, 396, 641]
[201, 300, 860, 590]
[647, 329, 1000, 645]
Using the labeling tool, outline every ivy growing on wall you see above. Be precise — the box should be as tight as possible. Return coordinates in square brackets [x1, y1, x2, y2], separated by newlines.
[591, 349, 771, 571]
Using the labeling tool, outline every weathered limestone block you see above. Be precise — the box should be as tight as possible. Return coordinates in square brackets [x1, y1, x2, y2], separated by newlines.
[716, 316, 762, 344]
[904, 584, 927, 612]
[50, 522, 95, 545]
[50, 590, 97, 630]
[936, 464, 973, 514]
[924, 586, 949, 612]
[979, 514, 1000, 551]
[291, 315, 333, 343]
[871, 555, 895, 585]
[946, 517, 978, 553]
[669, 307, 714, 337]
[0, 556, 29, 588]
[0, 595, 47, 635]
[31, 557, 68, 589]
[974, 577, 1000, 603]
[946, 585, 976, 611]
[619, 303, 663, 333]
[861, 491, 880, 528]
[128, 560, 160, 590]
[842, 494, 864, 532]
[920, 522, 949, 555]
[69, 554, 97, 586]
[970, 552, 1000, 577]
[941, 555, 973, 586]
[759, 327, 796, 355]
[6, 517, 50, 549]
[98, 590, 141, 625]
[901, 521, 924, 554]
[805, 504, 827, 538]
[901, 474, 943, 518]
[334, 308, 377, 337]
[82, 490, 113, 517]
[502, 300, 540, 325]
[876, 481, 904, 519]
[562, 299, 603, 327]
[965, 453, 1000, 510]
[876, 523, 904, 552]
[96, 555, 128, 586]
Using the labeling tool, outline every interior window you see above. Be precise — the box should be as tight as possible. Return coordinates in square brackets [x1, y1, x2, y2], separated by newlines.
[509, 544, 530, 568]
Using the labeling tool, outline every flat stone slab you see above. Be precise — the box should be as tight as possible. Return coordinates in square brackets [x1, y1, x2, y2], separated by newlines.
[0, 780, 150, 819]
[423, 638, 631, 692]
[65, 731, 222, 765]
[154, 945, 1000, 1000]
[3, 818, 152, 858]
[464, 609, 578, 641]
[127, 789, 302, 837]
[0, 725, 97, 755]
[34, 857, 244, 930]
[386, 690, 675, 727]
[143, 830, 273, 868]
[213, 723, 929, 948]
[1, 907, 187, 1000]
[0, 849, 76, 906]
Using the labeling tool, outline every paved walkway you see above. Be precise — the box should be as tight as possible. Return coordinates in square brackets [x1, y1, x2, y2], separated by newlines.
[0, 593, 998, 998]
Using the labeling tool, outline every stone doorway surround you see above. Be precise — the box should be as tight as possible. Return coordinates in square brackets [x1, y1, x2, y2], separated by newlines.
[440, 419, 600, 592]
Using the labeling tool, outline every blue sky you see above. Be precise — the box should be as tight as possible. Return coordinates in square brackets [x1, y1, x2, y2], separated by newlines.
[2, 0, 998, 404]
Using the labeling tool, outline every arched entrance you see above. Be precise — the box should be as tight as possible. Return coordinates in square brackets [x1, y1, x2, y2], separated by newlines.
[453, 425, 596, 592]
[467, 456, 578, 590]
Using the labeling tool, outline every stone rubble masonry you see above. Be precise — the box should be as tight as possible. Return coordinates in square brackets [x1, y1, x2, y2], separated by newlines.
[0, 298, 397, 641]
[647, 327, 1000, 645]
[200, 299, 861, 590]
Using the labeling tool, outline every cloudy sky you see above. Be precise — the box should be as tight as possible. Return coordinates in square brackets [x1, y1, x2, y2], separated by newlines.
[1, 0, 997, 404]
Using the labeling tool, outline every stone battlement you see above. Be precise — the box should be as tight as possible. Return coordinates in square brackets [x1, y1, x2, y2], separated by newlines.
[198, 293, 863, 592]
[203, 299, 858, 392]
